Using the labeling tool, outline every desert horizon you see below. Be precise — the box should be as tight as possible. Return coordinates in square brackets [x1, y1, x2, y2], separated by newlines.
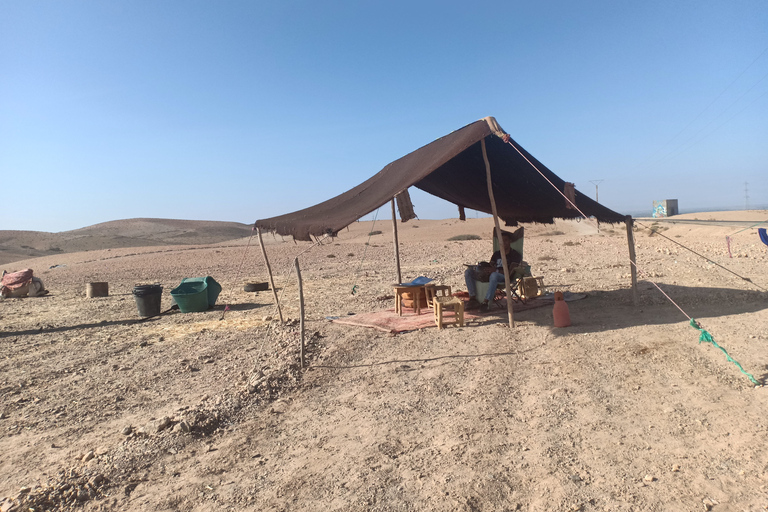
[3, 209, 768, 267]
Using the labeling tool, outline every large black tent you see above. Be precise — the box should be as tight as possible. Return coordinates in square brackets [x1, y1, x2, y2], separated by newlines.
[254, 117, 637, 330]
[256, 117, 626, 241]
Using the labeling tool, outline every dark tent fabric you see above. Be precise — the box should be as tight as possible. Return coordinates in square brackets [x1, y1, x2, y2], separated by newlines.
[256, 118, 626, 241]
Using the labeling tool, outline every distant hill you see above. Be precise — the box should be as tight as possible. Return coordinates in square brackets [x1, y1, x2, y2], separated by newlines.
[0, 218, 254, 266]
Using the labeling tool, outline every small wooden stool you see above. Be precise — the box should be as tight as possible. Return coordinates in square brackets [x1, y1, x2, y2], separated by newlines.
[434, 296, 464, 329]
[393, 285, 424, 316]
[424, 284, 452, 309]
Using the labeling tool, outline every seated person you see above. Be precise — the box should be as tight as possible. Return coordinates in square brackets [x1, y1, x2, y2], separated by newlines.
[464, 232, 523, 311]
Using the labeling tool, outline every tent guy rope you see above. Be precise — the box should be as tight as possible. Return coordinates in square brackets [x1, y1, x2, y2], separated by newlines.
[635, 221, 766, 292]
[351, 206, 381, 295]
[219, 227, 257, 321]
[502, 137, 762, 386]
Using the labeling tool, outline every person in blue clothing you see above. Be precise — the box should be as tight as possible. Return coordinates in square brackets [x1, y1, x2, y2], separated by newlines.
[464, 232, 522, 311]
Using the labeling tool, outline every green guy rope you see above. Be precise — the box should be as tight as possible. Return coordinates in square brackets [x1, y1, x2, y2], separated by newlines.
[727, 217, 768, 237]
[689, 318, 760, 386]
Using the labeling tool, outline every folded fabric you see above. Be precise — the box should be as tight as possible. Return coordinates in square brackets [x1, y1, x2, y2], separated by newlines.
[759, 228, 768, 247]
[2, 269, 33, 290]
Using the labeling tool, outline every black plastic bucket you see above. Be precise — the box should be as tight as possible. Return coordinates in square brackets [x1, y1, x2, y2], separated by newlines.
[133, 284, 163, 317]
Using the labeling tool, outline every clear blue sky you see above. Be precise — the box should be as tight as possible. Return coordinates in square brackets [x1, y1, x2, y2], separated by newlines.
[2, 0, 767, 232]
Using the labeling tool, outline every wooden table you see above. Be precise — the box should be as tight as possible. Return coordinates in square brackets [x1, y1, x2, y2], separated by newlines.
[393, 285, 425, 316]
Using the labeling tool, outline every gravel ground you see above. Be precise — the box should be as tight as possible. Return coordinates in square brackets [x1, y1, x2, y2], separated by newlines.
[1, 214, 768, 511]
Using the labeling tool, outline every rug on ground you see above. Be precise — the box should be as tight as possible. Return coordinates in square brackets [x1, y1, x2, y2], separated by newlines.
[333, 298, 550, 333]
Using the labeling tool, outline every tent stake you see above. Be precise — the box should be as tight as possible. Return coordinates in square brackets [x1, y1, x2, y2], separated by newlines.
[625, 216, 639, 305]
[257, 227, 285, 324]
[391, 198, 402, 284]
[294, 257, 305, 369]
[481, 137, 514, 329]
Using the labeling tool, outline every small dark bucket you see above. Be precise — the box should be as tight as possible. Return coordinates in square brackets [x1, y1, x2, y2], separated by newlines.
[133, 284, 163, 317]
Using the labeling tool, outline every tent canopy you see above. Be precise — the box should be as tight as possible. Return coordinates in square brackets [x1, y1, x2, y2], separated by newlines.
[256, 117, 626, 241]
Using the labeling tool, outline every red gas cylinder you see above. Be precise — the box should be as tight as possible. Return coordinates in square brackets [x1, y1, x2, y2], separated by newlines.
[553, 291, 571, 327]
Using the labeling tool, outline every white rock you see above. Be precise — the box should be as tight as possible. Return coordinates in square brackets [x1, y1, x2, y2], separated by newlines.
[156, 416, 172, 432]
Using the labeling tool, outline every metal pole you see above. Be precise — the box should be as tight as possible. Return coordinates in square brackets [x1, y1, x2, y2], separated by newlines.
[589, 179, 604, 202]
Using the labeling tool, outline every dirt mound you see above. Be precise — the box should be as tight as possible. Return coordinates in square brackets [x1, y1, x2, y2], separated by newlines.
[0, 218, 254, 266]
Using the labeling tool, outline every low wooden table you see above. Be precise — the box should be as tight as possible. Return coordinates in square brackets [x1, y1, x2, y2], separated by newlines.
[434, 296, 464, 329]
[393, 285, 425, 316]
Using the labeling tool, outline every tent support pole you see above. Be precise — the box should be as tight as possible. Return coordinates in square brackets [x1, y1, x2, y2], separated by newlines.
[257, 227, 285, 324]
[625, 216, 639, 305]
[481, 137, 514, 329]
[391, 198, 402, 284]
[294, 257, 305, 369]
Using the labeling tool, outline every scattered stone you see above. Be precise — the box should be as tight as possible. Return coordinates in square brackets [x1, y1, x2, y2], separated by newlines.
[82, 451, 95, 462]
[262, 316, 272, 322]
[672, 464, 681, 472]
[139, 340, 148, 347]
[172, 420, 191, 433]
[270, 400, 288, 414]
[247, 370, 267, 393]
[0, 412, 6, 419]
[643, 474, 655, 483]
[18, 487, 30, 495]
[121, 426, 132, 435]
[89, 474, 105, 487]
[156, 416, 172, 432]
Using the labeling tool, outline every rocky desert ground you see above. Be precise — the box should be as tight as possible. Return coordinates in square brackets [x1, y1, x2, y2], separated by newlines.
[1, 211, 768, 511]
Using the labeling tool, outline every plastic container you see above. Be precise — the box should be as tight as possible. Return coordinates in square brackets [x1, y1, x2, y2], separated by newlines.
[170, 277, 222, 313]
[133, 284, 163, 317]
[553, 291, 571, 327]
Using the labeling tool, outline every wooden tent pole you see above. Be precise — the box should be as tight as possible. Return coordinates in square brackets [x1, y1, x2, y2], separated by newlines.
[391, 198, 402, 284]
[481, 138, 514, 329]
[625, 216, 639, 305]
[257, 227, 285, 324]
[294, 257, 305, 369]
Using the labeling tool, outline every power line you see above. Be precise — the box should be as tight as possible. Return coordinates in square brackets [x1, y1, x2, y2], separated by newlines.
[630, 44, 768, 172]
